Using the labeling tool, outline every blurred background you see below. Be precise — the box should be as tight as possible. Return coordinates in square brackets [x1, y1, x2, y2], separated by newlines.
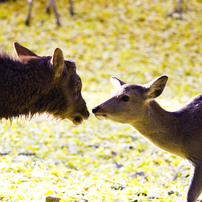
[0, 0, 201, 201]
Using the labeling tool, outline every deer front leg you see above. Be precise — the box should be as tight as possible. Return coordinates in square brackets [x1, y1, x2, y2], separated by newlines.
[25, 0, 33, 26]
[69, 0, 74, 16]
[46, 0, 53, 14]
[187, 163, 202, 202]
[52, 0, 61, 26]
[175, 0, 183, 12]
[167, 0, 185, 17]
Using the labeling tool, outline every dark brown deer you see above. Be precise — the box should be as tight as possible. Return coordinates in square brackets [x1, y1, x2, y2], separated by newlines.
[25, 0, 74, 26]
[0, 42, 89, 125]
[92, 75, 202, 202]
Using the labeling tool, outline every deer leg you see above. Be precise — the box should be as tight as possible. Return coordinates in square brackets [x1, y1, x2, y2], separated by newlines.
[175, 0, 183, 12]
[69, 0, 74, 16]
[187, 163, 202, 202]
[25, 0, 33, 26]
[46, 0, 53, 14]
[51, 0, 61, 26]
[167, 0, 184, 17]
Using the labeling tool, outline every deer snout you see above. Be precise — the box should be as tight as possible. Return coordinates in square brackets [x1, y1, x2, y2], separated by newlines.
[79, 109, 90, 121]
[92, 106, 106, 120]
[92, 106, 99, 113]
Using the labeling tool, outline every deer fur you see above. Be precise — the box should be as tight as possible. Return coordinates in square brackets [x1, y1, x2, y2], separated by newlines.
[92, 75, 202, 202]
[0, 42, 89, 125]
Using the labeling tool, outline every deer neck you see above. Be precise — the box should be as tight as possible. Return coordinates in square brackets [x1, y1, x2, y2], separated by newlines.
[131, 100, 183, 157]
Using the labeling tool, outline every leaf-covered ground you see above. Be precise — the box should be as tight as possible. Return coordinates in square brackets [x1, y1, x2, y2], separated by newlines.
[0, 0, 202, 201]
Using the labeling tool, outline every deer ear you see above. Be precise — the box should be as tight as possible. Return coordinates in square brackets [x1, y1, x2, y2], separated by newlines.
[145, 75, 168, 99]
[51, 48, 65, 78]
[13, 42, 38, 58]
[111, 77, 126, 90]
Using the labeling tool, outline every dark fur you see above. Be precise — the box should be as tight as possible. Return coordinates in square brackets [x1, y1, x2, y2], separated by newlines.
[0, 54, 53, 118]
[0, 44, 89, 125]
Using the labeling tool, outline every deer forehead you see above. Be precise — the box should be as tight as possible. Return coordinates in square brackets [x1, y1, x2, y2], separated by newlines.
[116, 84, 145, 95]
[64, 59, 76, 74]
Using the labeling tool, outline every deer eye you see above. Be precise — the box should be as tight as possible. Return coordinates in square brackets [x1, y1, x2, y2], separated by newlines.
[75, 82, 80, 87]
[75, 81, 81, 90]
[121, 95, 129, 102]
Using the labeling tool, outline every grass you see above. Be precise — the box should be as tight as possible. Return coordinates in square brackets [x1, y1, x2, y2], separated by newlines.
[0, 0, 202, 201]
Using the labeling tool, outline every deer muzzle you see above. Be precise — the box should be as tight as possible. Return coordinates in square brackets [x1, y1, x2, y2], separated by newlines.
[92, 106, 107, 120]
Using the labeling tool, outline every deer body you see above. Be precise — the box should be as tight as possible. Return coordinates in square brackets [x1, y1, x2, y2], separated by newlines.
[92, 75, 202, 202]
[133, 97, 202, 164]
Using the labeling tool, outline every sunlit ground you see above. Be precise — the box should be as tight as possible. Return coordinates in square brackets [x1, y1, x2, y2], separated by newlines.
[0, 0, 202, 201]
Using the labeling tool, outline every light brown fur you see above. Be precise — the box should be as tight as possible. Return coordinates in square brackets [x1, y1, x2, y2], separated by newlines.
[93, 75, 202, 202]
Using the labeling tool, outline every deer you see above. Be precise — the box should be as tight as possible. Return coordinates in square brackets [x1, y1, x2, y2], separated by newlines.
[0, 42, 89, 125]
[92, 75, 202, 202]
[25, 0, 74, 26]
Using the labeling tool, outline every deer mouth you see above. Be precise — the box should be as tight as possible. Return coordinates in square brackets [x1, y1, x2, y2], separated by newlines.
[92, 106, 107, 120]
[73, 116, 83, 125]
[94, 114, 107, 120]
[72, 112, 90, 125]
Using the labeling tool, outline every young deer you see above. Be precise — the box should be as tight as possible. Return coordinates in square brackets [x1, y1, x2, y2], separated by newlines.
[25, 0, 74, 26]
[92, 75, 202, 202]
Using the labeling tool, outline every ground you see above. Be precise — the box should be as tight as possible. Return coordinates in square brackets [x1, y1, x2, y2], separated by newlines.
[0, 0, 202, 201]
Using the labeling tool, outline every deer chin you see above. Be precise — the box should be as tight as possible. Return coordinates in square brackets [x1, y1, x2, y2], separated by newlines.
[72, 116, 83, 125]
[94, 114, 107, 120]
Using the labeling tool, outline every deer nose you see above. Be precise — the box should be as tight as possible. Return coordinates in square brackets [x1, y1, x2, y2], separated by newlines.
[92, 106, 99, 113]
